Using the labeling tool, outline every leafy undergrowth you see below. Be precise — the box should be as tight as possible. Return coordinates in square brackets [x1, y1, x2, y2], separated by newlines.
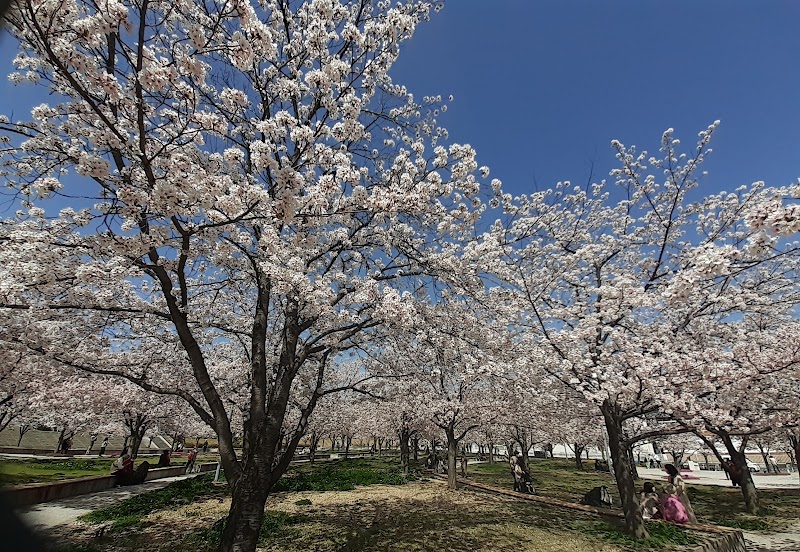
[576, 520, 698, 550]
[79, 474, 226, 529]
[273, 458, 416, 492]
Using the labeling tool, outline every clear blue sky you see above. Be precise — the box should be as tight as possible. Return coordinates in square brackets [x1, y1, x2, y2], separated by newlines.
[1, 0, 798, 201]
[390, 0, 800, 197]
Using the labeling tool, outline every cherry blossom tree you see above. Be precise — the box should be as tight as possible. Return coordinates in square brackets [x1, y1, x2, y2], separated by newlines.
[480, 124, 800, 538]
[0, 1, 492, 549]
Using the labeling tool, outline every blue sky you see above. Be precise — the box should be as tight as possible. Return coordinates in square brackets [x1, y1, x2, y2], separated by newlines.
[390, 0, 800, 198]
[0, 0, 798, 204]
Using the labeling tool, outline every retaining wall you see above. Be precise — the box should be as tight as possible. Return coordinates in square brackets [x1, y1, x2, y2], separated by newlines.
[2, 462, 219, 507]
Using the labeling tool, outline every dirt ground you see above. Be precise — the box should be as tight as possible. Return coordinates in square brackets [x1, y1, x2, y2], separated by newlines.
[60, 478, 623, 552]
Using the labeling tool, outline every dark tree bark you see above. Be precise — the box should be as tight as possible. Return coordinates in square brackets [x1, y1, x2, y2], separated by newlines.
[573, 443, 585, 470]
[487, 442, 494, 464]
[309, 431, 321, 464]
[399, 428, 411, 474]
[719, 432, 760, 514]
[412, 436, 419, 462]
[790, 434, 800, 485]
[17, 424, 31, 447]
[601, 401, 648, 540]
[446, 427, 458, 490]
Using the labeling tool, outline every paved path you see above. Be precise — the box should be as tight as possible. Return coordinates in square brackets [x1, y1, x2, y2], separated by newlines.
[18, 474, 201, 531]
[637, 467, 800, 489]
[744, 522, 800, 551]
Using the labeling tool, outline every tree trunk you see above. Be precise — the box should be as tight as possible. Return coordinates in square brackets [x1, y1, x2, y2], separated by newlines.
[55, 427, 66, 453]
[488, 442, 494, 464]
[17, 424, 30, 447]
[218, 466, 270, 552]
[721, 433, 760, 514]
[309, 433, 319, 464]
[601, 401, 648, 539]
[628, 446, 639, 480]
[574, 444, 584, 470]
[344, 436, 351, 459]
[412, 436, 419, 461]
[759, 450, 771, 473]
[399, 429, 410, 474]
[446, 428, 458, 490]
[790, 435, 800, 485]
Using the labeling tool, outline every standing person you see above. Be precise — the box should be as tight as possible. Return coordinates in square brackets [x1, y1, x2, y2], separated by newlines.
[98, 436, 109, 457]
[185, 448, 197, 474]
[664, 464, 697, 523]
[509, 453, 519, 491]
[202, 440, 209, 453]
[768, 455, 779, 473]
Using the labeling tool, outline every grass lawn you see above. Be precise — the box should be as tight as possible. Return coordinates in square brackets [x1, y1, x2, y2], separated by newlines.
[468, 457, 800, 532]
[0, 455, 196, 486]
[58, 458, 704, 552]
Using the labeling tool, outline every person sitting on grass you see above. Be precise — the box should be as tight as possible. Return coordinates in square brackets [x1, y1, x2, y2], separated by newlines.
[640, 481, 661, 519]
[664, 463, 697, 523]
[660, 484, 689, 523]
[156, 449, 171, 468]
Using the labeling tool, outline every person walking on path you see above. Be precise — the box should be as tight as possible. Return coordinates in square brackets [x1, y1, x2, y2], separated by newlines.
[665, 464, 697, 523]
[185, 448, 198, 474]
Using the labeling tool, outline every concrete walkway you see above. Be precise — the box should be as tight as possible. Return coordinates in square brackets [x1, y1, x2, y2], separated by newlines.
[18, 473, 202, 531]
[744, 522, 800, 552]
[637, 467, 800, 489]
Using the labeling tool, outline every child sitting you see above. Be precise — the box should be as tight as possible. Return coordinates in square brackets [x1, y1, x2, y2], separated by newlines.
[639, 481, 660, 519]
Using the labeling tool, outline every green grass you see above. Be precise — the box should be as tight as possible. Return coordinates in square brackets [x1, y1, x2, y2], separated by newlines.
[0, 456, 188, 486]
[686, 483, 800, 531]
[79, 474, 226, 529]
[468, 457, 621, 504]
[575, 520, 698, 549]
[273, 458, 414, 492]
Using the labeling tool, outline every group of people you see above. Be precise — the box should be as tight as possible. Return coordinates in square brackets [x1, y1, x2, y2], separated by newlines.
[509, 451, 535, 494]
[110, 449, 151, 486]
[109, 445, 203, 485]
[639, 464, 697, 524]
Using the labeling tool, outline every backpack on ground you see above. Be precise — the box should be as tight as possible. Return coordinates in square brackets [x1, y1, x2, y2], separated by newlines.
[581, 485, 613, 508]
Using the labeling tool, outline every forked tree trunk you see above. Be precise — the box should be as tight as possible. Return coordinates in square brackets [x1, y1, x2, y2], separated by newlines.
[17, 424, 31, 447]
[601, 401, 648, 540]
[574, 444, 585, 470]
